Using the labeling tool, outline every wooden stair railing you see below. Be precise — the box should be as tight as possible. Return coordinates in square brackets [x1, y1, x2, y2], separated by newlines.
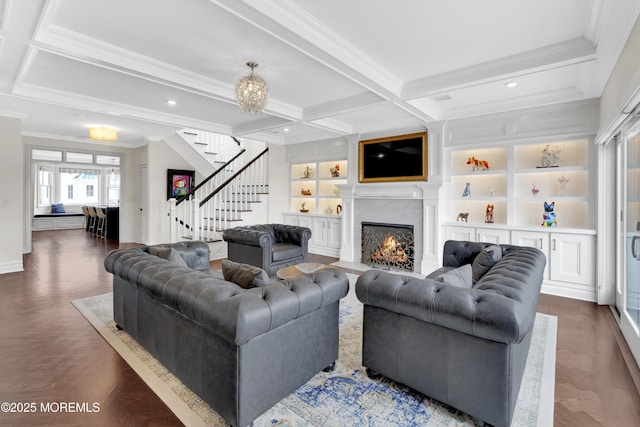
[169, 147, 269, 242]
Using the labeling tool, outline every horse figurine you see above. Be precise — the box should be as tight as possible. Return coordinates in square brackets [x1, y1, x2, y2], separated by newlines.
[456, 212, 469, 222]
[467, 156, 490, 171]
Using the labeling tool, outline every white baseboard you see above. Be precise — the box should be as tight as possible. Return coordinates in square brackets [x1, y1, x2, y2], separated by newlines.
[0, 260, 24, 274]
[541, 281, 597, 302]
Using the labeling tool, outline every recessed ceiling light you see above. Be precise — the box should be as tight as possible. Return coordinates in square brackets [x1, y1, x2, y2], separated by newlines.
[434, 94, 452, 102]
[505, 82, 518, 88]
[283, 128, 290, 132]
[167, 100, 177, 106]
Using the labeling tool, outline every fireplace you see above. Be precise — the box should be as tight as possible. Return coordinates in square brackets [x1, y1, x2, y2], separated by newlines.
[361, 222, 414, 272]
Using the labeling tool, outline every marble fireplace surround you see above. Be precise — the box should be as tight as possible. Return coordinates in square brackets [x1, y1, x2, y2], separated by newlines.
[336, 182, 441, 275]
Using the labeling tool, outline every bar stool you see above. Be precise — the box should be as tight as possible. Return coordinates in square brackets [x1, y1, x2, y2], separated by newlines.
[96, 207, 107, 238]
[87, 206, 98, 234]
[81, 206, 90, 231]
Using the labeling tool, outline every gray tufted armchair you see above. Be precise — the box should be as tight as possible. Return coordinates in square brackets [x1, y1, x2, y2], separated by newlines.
[222, 224, 312, 276]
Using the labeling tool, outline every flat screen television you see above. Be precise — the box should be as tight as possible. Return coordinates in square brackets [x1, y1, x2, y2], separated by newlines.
[358, 132, 427, 183]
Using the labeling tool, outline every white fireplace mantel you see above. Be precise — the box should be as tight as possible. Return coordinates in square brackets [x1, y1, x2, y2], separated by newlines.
[337, 181, 442, 274]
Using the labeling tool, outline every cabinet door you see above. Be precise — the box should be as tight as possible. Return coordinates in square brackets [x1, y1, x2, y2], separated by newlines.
[297, 215, 313, 231]
[326, 217, 342, 249]
[511, 230, 550, 280]
[550, 233, 595, 285]
[476, 227, 510, 244]
[311, 217, 327, 246]
[444, 225, 475, 242]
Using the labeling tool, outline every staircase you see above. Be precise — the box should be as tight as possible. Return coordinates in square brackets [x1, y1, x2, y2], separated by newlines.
[168, 130, 269, 256]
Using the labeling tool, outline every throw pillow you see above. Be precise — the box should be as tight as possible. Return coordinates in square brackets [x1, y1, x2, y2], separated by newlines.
[148, 246, 189, 268]
[222, 259, 271, 289]
[435, 264, 473, 288]
[471, 245, 502, 283]
[51, 203, 65, 214]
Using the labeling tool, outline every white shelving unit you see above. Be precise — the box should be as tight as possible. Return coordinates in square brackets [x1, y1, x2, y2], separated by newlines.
[286, 160, 347, 257]
[444, 138, 597, 302]
[290, 160, 347, 215]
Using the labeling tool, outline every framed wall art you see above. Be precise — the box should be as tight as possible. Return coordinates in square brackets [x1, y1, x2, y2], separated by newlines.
[167, 169, 195, 200]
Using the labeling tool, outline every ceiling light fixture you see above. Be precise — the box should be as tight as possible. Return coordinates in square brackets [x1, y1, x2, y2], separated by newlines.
[505, 81, 518, 88]
[167, 100, 177, 106]
[89, 127, 117, 142]
[235, 61, 269, 114]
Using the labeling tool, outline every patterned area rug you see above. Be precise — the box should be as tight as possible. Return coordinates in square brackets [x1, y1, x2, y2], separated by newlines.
[73, 274, 556, 427]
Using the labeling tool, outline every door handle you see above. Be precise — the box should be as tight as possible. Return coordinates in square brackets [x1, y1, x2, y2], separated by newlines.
[633, 236, 640, 260]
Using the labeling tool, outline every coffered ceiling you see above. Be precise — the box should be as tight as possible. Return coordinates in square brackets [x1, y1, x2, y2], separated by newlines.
[0, 0, 639, 146]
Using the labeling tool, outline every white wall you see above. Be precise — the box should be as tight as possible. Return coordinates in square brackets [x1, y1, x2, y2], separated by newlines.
[145, 139, 197, 245]
[267, 143, 288, 223]
[599, 15, 640, 142]
[0, 117, 24, 273]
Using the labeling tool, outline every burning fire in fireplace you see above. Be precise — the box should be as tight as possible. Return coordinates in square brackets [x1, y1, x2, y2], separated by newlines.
[361, 222, 414, 272]
[371, 235, 408, 264]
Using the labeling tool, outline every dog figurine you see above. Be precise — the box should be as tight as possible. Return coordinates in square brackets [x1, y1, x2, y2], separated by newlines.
[541, 201, 557, 227]
[457, 212, 469, 222]
[485, 204, 494, 223]
[467, 156, 490, 171]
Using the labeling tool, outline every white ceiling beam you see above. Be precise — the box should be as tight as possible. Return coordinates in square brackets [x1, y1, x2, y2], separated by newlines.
[402, 38, 597, 100]
[303, 92, 386, 121]
[12, 83, 233, 135]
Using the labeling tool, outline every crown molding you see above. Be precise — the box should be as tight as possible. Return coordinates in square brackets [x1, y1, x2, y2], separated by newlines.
[13, 83, 233, 135]
[439, 87, 585, 121]
[402, 38, 597, 99]
[22, 130, 149, 148]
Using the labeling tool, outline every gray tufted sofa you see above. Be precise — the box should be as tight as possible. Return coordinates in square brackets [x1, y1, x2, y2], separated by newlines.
[355, 240, 546, 427]
[222, 224, 312, 276]
[104, 241, 349, 427]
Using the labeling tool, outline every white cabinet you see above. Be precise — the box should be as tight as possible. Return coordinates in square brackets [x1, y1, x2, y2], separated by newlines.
[511, 230, 550, 280]
[445, 225, 510, 244]
[477, 227, 510, 244]
[549, 233, 595, 286]
[511, 229, 595, 299]
[311, 216, 341, 256]
[445, 225, 597, 300]
[283, 213, 341, 257]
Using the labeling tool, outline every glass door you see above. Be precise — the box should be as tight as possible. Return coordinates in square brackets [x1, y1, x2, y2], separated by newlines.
[617, 120, 640, 364]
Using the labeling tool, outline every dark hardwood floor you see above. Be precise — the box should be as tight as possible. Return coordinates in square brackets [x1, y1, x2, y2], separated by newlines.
[0, 230, 639, 426]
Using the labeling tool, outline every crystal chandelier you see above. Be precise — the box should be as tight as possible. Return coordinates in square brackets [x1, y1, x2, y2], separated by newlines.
[235, 62, 269, 114]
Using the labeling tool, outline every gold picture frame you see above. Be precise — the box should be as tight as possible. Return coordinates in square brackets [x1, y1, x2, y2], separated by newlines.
[358, 131, 428, 183]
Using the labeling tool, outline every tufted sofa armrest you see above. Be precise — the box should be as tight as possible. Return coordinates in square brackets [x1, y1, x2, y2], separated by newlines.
[356, 246, 545, 344]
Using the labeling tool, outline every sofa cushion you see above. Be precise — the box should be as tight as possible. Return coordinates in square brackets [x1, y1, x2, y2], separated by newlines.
[148, 246, 188, 268]
[51, 203, 65, 214]
[272, 243, 303, 262]
[425, 266, 454, 280]
[222, 259, 271, 288]
[472, 245, 502, 283]
[434, 264, 473, 288]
